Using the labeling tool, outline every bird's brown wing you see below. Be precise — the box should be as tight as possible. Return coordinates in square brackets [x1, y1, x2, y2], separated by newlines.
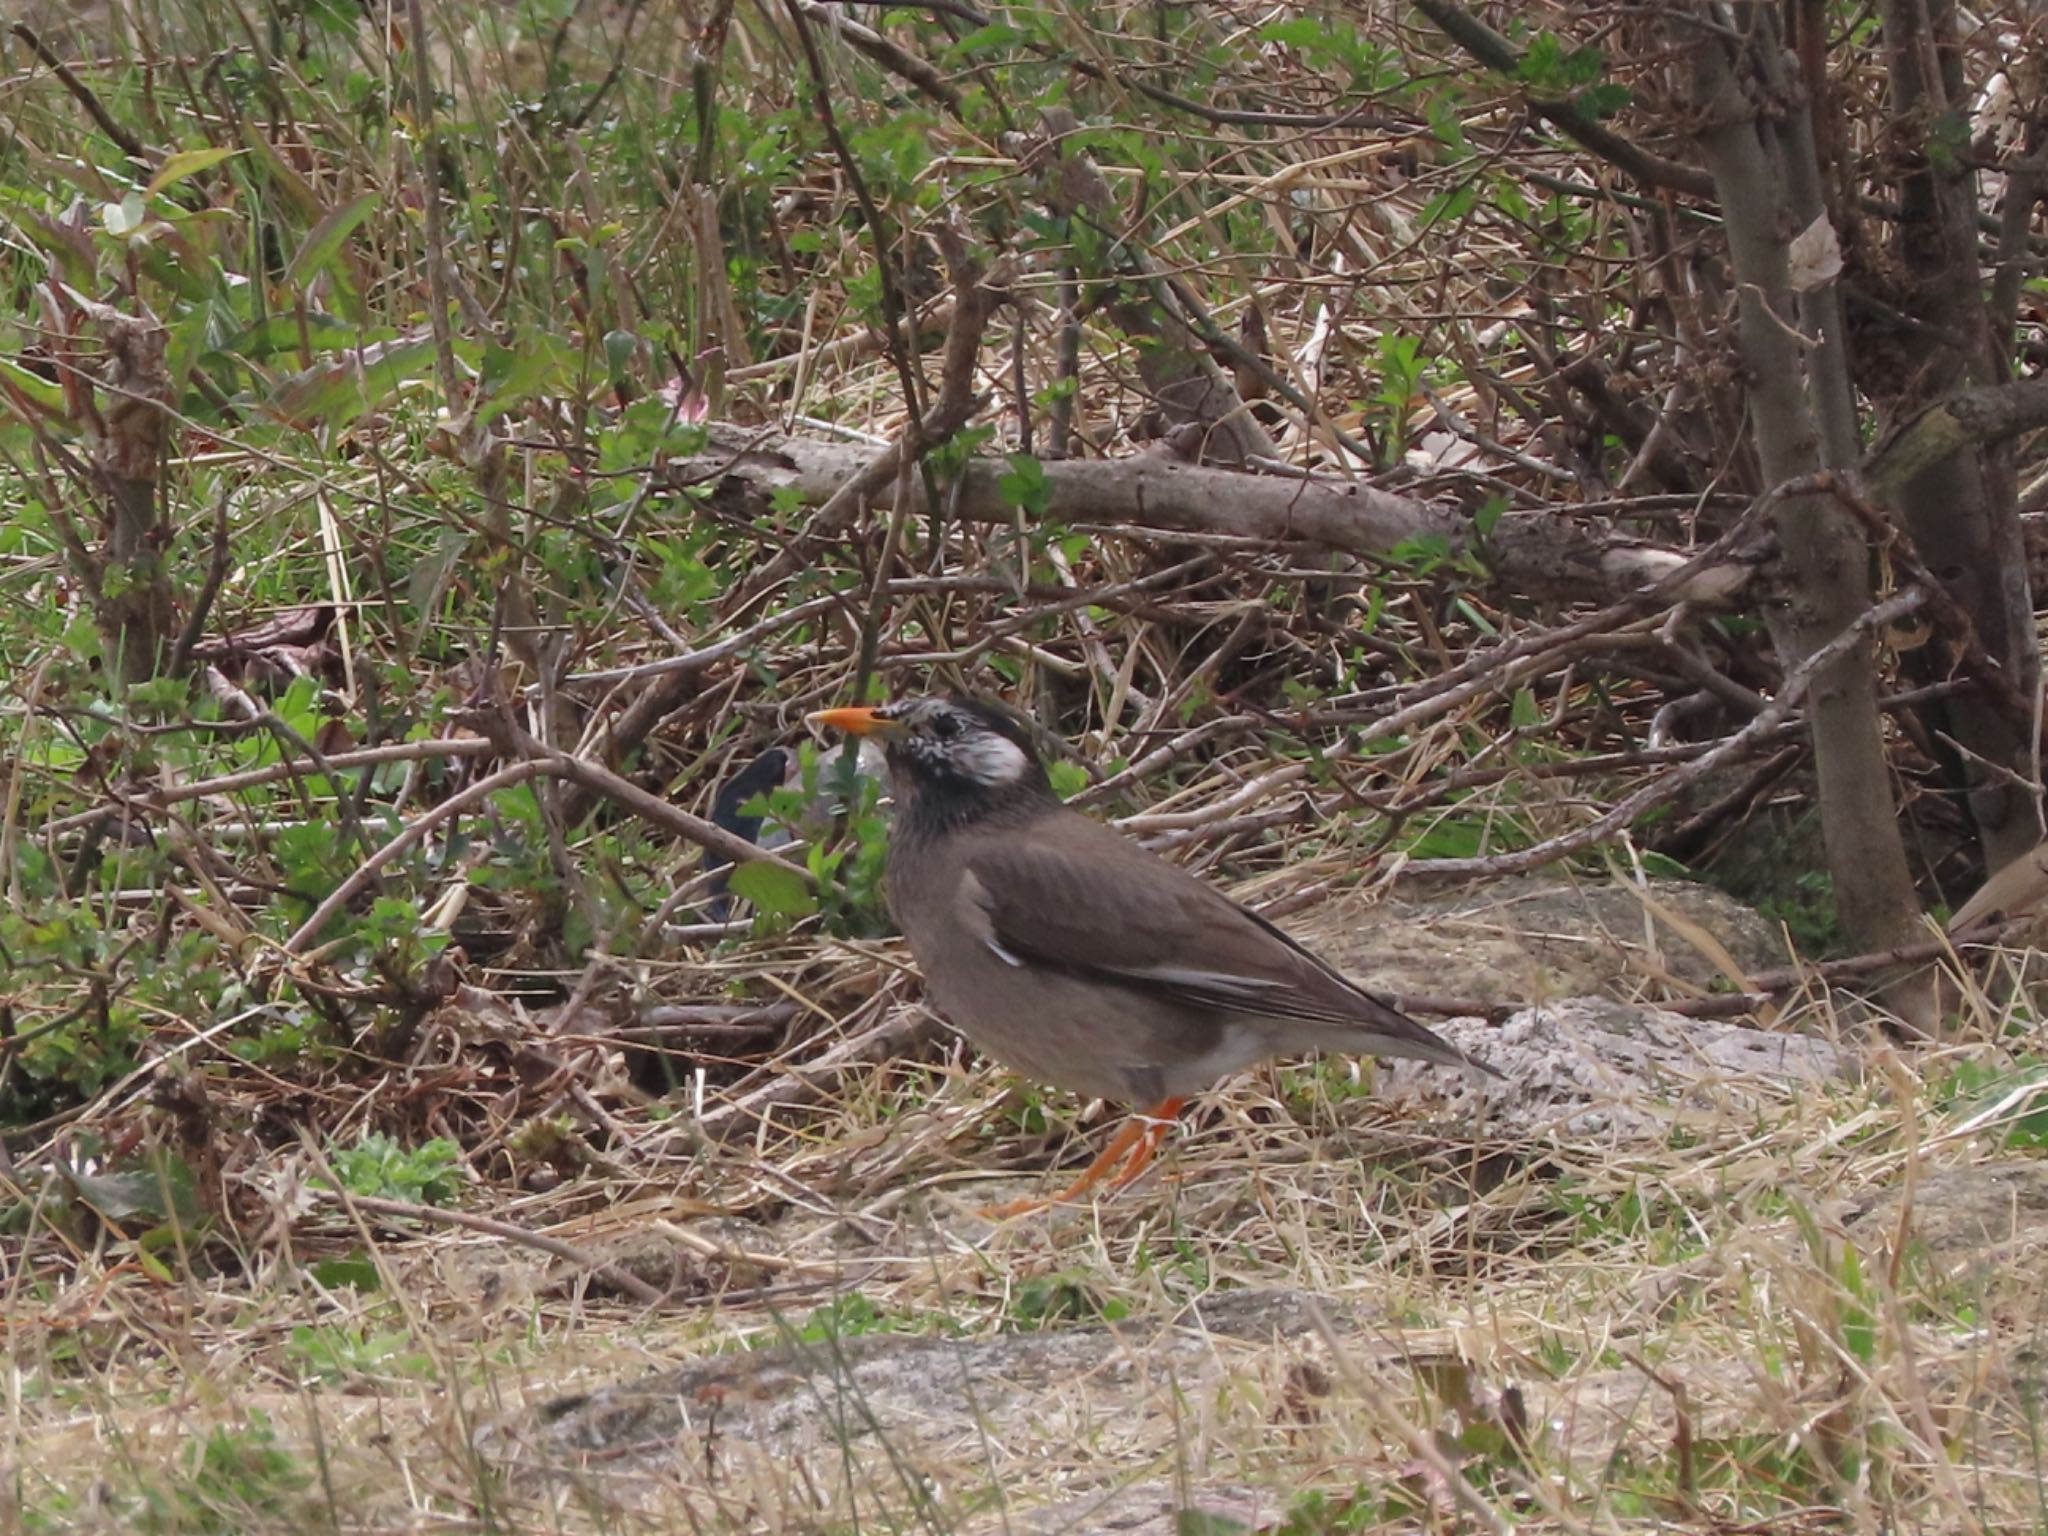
[959, 810, 1476, 1069]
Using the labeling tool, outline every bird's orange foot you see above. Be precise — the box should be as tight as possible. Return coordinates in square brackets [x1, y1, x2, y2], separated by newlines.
[979, 1098, 1185, 1220]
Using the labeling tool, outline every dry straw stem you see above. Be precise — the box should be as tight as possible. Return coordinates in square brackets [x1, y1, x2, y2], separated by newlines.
[311, 1187, 666, 1306]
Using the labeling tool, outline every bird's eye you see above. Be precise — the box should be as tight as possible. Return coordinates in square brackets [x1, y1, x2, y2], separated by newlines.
[930, 712, 962, 741]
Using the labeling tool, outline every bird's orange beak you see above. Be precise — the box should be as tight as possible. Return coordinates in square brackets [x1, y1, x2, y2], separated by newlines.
[806, 705, 904, 738]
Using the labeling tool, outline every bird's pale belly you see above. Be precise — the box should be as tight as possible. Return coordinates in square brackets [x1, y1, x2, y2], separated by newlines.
[904, 925, 1271, 1104]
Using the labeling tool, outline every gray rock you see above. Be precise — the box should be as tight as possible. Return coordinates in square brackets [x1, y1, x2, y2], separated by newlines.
[959, 1480, 1276, 1536]
[1380, 997, 1845, 1140]
[486, 1289, 1364, 1519]
[1845, 1159, 2048, 1269]
[1290, 873, 1786, 1008]
[515, 1287, 1361, 1457]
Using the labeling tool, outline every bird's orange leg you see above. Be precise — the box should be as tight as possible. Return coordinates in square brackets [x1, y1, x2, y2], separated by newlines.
[982, 1098, 1186, 1219]
[1104, 1097, 1185, 1191]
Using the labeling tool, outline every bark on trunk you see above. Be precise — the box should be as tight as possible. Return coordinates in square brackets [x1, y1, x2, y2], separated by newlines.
[1686, 9, 1926, 989]
[1876, 0, 2042, 870]
[673, 427, 1756, 608]
[1868, 375, 2048, 497]
[86, 300, 175, 686]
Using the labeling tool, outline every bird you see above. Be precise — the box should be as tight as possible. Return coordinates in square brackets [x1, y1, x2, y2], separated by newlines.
[701, 747, 803, 920]
[806, 694, 1495, 1213]
[699, 742, 891, 919]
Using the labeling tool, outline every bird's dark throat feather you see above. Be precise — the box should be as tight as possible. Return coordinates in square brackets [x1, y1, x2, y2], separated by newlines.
[892, 766, 1055, 845]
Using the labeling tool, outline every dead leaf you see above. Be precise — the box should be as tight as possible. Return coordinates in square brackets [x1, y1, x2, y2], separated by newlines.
[1787, 212, 1843, 293]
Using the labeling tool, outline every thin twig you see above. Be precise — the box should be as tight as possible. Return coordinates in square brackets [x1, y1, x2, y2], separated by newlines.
[308, 1189, 667, 1307]
[43, 737, 495, 837]
[1402, 587, 1930, 877]
[9, 22, 149, 162]
[167, 488, 231, 677]
[281, 760, 549, 955]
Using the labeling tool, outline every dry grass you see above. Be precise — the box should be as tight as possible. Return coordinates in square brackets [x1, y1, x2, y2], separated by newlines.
[4, 922, 2044, 1535]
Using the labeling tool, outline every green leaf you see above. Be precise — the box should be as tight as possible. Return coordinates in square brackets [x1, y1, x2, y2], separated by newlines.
[323, 1132, 465, 1205]
[298, 0, 359, 36]
[1425, 94, 1468, 153]
[603, 328, 640, 382]
[148, 146, 242, 197]
[64, 1152, 201, 1228]
[223, 311, 359, 363]
[239, 124, 325, 220]
[267, 332, 434, 429]
[998, 452, 1050, 516]
[1459, 1419, 1510, 1456]
[1419, 183, 1479, 228]
[1579, 82, 1631, 119]
[309, 1254, 381, 1291]
[1453, 598, 1496, 636]
[0, 355, 66, 415]
[1257, 18, 1324, 47]
[478, 334, 578, 425]
[726, 860, 818, 918]
[285, 192, 378, 291]
[1402, 817, 1487, 860]
[1838, 1244, 1877, 1364]
[1048, 760, 1089, 799]
[1517, 30, 1567, 89]
[950, 22, 1023, 53]
[408, 527, 472, 612]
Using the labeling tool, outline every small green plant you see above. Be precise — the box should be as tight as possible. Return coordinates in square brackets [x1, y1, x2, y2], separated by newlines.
[1129, 1235, 1214, 1296]
[1277, 1057, 1379, 1117]
[804, 1292, 889, 1342]
[1757, 869, 1843, 956]
[1275, 1487, 1389, 1536]
[992, 1084, 1055, 1137]
[1394, 808, 1534, 862]
[1550, 1177, 1706, 1266]
[1936, 1056, 2048, 1149]
[787, 747, 894, 938]
[285, 1322, 431, 1384]
[129, 1410, 312, 1534]
[1533, 1332, 1578, 1378]
[1370, 334, 1432, 464]
[1516, 30, 1630, 118]
[0, 899, 235, 1123]
[1047, 758, 1089, 800]
[1004, 1269, 1131, 1331]
[997, 452, 1051, 518]
[12, 1144, 208, 1282]
[322, 1132, 465, 1206]
[758, 1291, 941, 1349]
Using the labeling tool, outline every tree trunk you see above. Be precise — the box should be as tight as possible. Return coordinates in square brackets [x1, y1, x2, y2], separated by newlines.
[1686, 8, 1927, 995]
[1876, 0, 2042, 871]
[86, 301, 175, 686]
